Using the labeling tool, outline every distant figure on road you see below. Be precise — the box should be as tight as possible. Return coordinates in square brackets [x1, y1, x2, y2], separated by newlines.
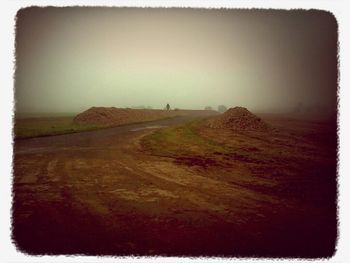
[166, 103, 170, 110]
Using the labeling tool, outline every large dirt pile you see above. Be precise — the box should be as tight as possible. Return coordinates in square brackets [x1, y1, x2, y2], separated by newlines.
[74, 107, 218, 126]
[208, 107, 271, 131]
[74, 107, 176, 125]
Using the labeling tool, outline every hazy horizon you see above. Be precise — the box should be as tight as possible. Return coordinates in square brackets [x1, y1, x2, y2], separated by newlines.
[15, 7, 338, 114]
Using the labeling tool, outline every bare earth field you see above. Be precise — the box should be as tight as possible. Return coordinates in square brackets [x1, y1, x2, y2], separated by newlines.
[12, 113, 337, 257]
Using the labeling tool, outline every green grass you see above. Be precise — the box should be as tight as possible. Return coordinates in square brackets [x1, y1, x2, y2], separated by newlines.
[14, 116, 109, 139]
[15, 112, 79, 118]
[141, 121, 228, 158]
[141, 120, 287, 167]
[14, 115, 180, 139]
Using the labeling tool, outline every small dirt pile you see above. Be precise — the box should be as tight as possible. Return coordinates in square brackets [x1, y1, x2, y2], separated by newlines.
[208, 107, 271, 131]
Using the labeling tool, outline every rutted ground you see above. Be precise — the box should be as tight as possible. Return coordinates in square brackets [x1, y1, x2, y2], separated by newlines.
[12, 114, 337, 257]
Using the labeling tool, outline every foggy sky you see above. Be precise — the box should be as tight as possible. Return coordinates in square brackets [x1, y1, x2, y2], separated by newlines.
[15, 7, 338, 113]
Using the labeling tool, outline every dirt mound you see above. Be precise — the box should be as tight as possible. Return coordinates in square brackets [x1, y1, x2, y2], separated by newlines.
[74, 107, 173, 126]
[74, 107, 220, 126]
[208, 107, 271, 131]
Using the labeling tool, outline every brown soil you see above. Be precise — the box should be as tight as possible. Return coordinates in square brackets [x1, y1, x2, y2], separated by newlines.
[74, 107, 218, 126]
[208, 107, 271, 131]
[12, 113, 337, 257]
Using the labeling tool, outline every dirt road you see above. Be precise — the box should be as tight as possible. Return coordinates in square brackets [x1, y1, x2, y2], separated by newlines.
[14, 116, 200, 153]
[12, 114, 337, 257]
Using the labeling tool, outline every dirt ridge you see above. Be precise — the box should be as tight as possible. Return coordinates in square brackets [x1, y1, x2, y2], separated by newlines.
[74, 107, 218, 126]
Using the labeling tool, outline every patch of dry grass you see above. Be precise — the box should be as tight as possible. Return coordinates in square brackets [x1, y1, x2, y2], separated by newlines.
[141, 121, 228, 158]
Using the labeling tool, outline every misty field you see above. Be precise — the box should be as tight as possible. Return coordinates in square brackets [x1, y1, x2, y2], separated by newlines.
[12, 111, 337, 257]
[13, 6, 338, 259]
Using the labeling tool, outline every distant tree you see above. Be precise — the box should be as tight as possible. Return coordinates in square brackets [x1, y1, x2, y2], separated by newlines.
[217, 105, 227, 113]
[204, 106, 213, 111]
[166, 103, 170, 111]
